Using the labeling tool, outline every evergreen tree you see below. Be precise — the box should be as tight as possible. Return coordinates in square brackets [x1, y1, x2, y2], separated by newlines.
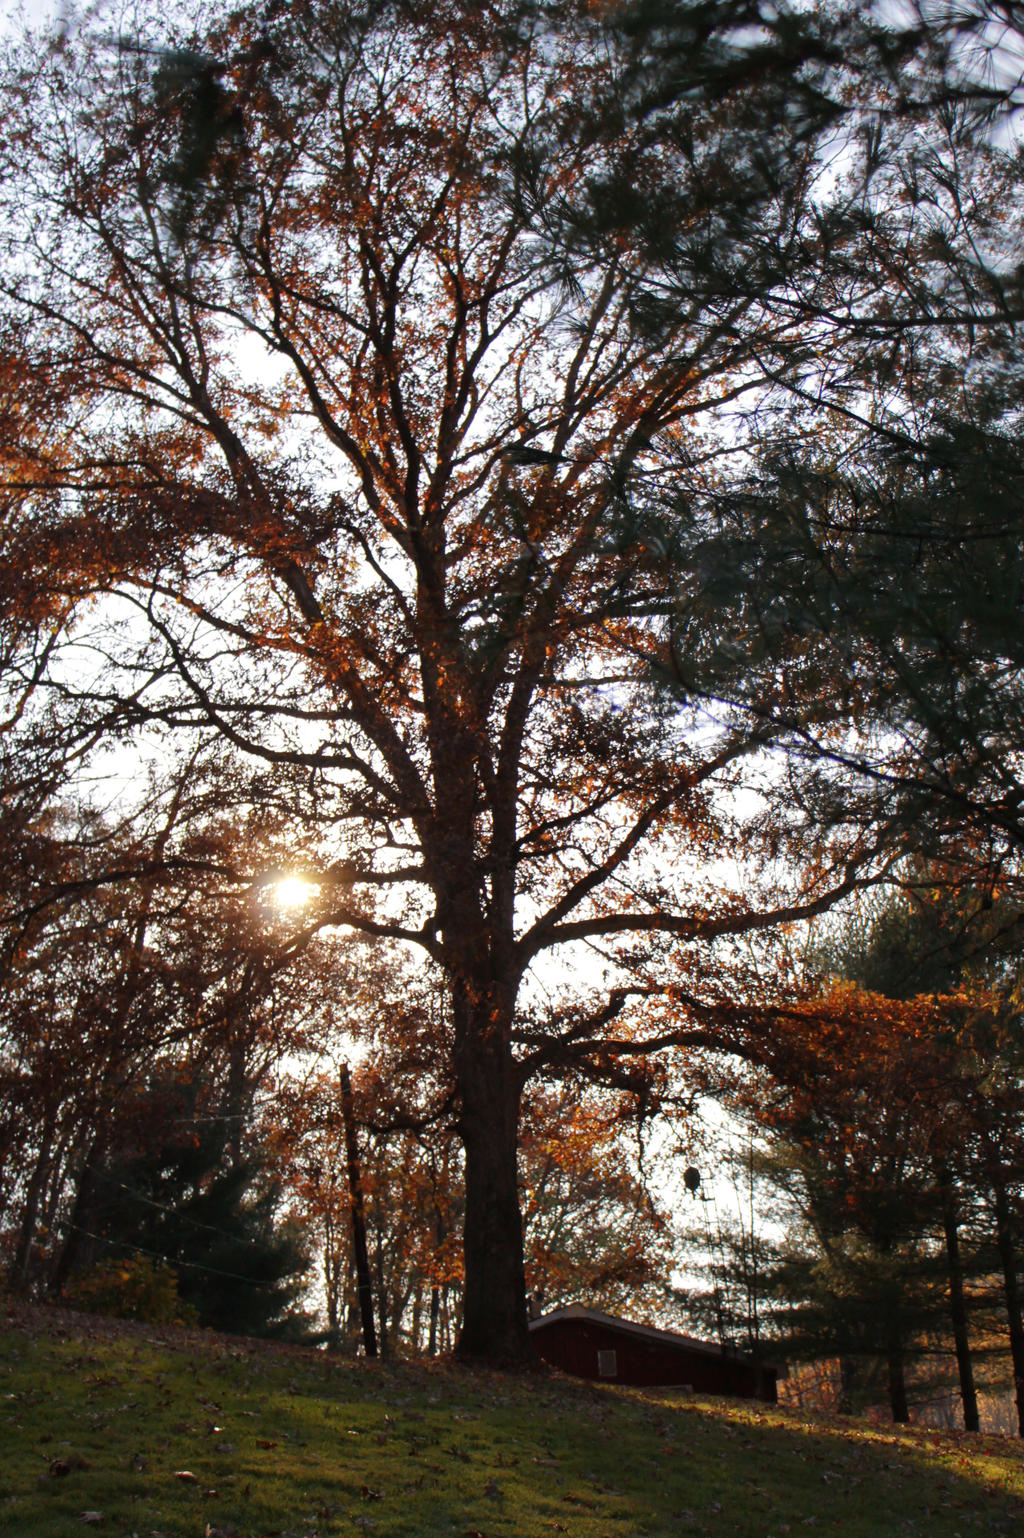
[77, 1071, 311, 1338]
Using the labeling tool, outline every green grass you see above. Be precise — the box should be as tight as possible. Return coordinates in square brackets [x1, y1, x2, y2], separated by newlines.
[1, 1303, 1022, 1537]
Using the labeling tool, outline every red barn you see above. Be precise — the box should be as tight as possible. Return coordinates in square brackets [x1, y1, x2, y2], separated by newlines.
[528, 1304, 780, 1402]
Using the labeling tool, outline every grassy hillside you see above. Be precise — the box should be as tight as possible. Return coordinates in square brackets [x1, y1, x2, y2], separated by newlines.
[1, 1302, 1022, 1538]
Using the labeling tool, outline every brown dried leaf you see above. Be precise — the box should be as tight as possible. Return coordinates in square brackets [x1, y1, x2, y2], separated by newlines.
[52, 1452, 90, 1475]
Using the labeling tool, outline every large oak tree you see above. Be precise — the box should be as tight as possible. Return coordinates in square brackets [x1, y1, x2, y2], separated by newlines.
[0, 0, 895, 1361]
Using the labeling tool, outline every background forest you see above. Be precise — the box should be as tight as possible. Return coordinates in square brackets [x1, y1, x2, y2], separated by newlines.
[4, 0, 1024, 1433]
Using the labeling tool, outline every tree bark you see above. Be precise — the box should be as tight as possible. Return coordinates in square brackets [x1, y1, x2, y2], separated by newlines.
[455, 1009, 532, 1363]
[375, 1215, 389, 1359]
[324, 1210, 342, 1348]
[340, 1063, 377, 1359]
[8, 1114, 55, 1292]
[992, 1179, 1024, 1437]
[879, 1334, 904, 1427]
[885, 1304, 909, 1424]
[428, 1283, 441, 1355]
[428, 1194, 447, 1355]
[940, 1174, 979, 1432]
[836, 1356, 856, 1416]
[48, 1135, 99, 1295]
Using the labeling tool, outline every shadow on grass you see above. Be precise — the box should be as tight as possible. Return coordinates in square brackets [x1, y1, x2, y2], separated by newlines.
[0, 1304, 1021, 1538]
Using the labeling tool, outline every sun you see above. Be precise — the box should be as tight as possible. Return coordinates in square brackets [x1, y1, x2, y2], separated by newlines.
[268, 875, 319, 911]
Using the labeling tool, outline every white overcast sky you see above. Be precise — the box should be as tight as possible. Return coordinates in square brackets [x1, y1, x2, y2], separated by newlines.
[1, 0, 57, 27]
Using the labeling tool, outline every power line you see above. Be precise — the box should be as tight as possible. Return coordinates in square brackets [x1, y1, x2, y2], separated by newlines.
[70, 1224, 292, 1292]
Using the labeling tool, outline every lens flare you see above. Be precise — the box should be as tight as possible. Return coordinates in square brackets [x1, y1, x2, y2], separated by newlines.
[269, 876, 318, 910]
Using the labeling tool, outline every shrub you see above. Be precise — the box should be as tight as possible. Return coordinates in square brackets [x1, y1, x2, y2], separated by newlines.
[66, 1254, 198, 1325]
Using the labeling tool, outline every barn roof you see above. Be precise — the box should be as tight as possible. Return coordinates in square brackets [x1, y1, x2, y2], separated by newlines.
[529, 1304, 782, 1371]
[529, 1304, 727, 1356]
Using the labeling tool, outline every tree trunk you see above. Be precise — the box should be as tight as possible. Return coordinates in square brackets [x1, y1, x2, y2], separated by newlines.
[324, 1210, 341, 1347]
[375, 1218, 389, 1360]
[456, 1016, 531, 1364]
[885, 1299, 909, 1424]
[428, 1192, 447, 1355]
[886, 1342, 909, 1423]
[8, 1115, 55, 1292]
[410, 1281, 424, 1354]
[992, 1179, 1024, 1437]
[49, 1138, 99, 1295]
[340, 1063, 377, 1358]
[940, 1174, 979, 1432]
[836, 1356, 856, 1415]
[429, 1283, 441, 1355]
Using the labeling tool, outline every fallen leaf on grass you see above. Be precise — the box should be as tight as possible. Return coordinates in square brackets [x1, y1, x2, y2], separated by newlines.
[51, 1453, 91, 1476]
[80, 1513, 103, 1525]
[256, 1438, 277, 1449]
[173, 1470, 198, 1482]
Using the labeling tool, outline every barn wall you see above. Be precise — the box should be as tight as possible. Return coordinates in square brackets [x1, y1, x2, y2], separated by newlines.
[531, 1318, 777, 1403]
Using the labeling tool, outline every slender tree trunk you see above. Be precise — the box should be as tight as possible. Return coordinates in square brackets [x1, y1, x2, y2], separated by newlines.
[456, 1012, 531, 1363]
[428, 1192, 447, 1355]
[886, 1334, 909, 1423]
[940, 1174, 979, 1432]
[41, 1124, 76, 1236]
[49, 1138, 100, 1295]
[429, 1283, 441, 1355]
[375, 1215, 389, 1360]
[836, 1356, 856, 1415]
[324, 1209, 341, 1347]
[992, 1179, 1024, 1437]
[883, 1286, 909, 1424]
[340, 1063, 377, 1359]
[410, 1281, 423, 1354]
[8, 1114, 55, 1291]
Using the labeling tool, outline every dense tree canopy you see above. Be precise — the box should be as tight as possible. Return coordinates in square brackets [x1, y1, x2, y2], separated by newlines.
[3, 0, 1024, 1372]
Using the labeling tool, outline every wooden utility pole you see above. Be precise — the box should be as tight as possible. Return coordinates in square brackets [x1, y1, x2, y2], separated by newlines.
[340, 1062, 377, 1358]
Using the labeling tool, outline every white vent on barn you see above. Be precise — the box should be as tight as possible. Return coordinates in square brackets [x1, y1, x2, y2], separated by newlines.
[597, 1349, 617, 1377]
